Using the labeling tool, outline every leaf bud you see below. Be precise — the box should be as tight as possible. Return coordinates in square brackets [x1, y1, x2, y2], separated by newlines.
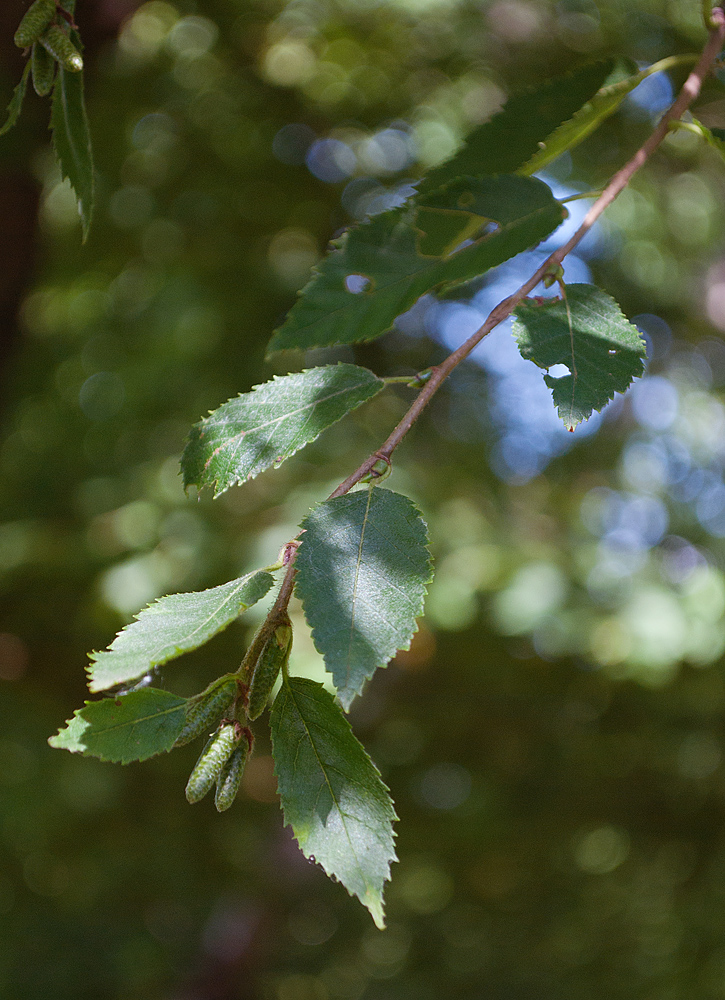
[31, 41, 56, 96]
[14, 0, 57, 49]
[39, 25, 83, 72]
[173, 674, 238, 748]
[185, 720, 242, 804]
[247, 619, 292, 721]
[214, 740, 250, 812]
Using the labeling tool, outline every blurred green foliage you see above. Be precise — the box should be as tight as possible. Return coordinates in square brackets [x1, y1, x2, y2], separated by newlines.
[4, 0, 725, 996]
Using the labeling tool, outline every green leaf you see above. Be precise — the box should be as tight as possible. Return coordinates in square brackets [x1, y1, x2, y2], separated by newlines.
[182, 365, 385, 495]
[0, 62, 31, 138]
[517, 60, 657, 177]
[295, 487, 432, 710]
[519, 58, 647, 176]
[268, 175, 564, 353]
[51, 64, 94, 240]
[270, 676, 397, 928]
[415, 60, 614, 195]
[49, 688, 187, 763]
[87, 570, 275, 693]
[691, 117, 725, 160]
[512, 284, 647, 430]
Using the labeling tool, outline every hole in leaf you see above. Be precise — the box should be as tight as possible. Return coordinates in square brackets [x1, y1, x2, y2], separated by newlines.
[482, 221, 499, 235]
[345, 273, 373, 294]
[608, 349, 617, 355]
[548, 364, 570, 378]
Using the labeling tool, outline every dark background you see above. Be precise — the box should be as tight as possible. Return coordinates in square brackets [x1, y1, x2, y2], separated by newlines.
[3, 0, 725, 996]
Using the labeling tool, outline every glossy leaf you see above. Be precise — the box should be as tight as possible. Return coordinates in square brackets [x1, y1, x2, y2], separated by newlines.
[0, 63, 31, 138]
[182, 365, 385, 495]
[87, 570, 274, 693]
[295, 488, 432, 710]
[271, 676, 397, 929]
[268, 175, 564, 352]
[513, 284, 647, 430]
[49, 688, 187, 763]
[416, 60, 613, 194]
[51, 63, 94, 240]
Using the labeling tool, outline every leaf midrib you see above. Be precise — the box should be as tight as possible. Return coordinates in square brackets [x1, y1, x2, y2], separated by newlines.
[290, 201, 561, 334]
[201, 375, 382, 473]
[282, 679, 374, 897]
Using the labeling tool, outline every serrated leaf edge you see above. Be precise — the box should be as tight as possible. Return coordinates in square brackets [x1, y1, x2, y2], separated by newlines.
[48, 691, 187, 764]
[272, 676, 397, 928]
[298, 487, 434, 710]
[86, 570, 274, 691]
[268, 182, 564, 353]
[182, 364, 385, 495]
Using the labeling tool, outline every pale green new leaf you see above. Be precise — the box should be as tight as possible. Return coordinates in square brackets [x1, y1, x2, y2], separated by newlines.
[51, 64, 94, 240]
[49, 688, 187, 763]
[0, 63, 31, 138]
[416, 60, 614, 194]
[87, 570, 274, 692]
[182, 365, 385, 495]
[295, 488, 432, 710]
[268, 175, 564, 352]
[513, 284, 646, 430]
[271, 676, 397, 929]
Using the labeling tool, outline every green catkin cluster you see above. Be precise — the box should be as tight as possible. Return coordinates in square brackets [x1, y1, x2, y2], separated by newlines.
[247, 618, 293, 721]
[14, 0, 56, 48]
[214, 743, 249, 812]
[31, 42, 55, 96]
[185, 721, 242, 804]
[173, 675, 238, 748]
[39, 24, 83, 72]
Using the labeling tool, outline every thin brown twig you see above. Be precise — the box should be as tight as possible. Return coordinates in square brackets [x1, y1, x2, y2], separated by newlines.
[273, 11, 725, 611]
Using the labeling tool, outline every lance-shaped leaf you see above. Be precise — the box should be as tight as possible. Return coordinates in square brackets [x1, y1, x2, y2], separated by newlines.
[271, 676, 396, 929]
[182, 365, 385, 495]
[87, 570, 274, 692]
[520, 57, 652, 176]
[268, 175, 564, 352]
[0, 63, 31, 138]
[512, 284, 647, 430]
[51, 63, 94, 240]
[416, 60, 614, 194]
[295, 488, 432, 710]
[49, 688, 187, 763]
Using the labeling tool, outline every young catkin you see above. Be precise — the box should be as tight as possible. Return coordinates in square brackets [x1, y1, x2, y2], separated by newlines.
[247, 620, 293, 721]
[14, 0, 57, 49]
[31, 42, 56, 96]
[39, 25, 83, 72]
[173, 675, 237, 748]
[185, 722, 241, 804]
[214, 743, 249, 812]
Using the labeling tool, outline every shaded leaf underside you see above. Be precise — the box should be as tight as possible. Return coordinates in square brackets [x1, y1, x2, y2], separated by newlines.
[416, 59, 615, 192]
[271, 676, 397, 929]
[269, 175, 565, 352]
[513, 283, 647, 429]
